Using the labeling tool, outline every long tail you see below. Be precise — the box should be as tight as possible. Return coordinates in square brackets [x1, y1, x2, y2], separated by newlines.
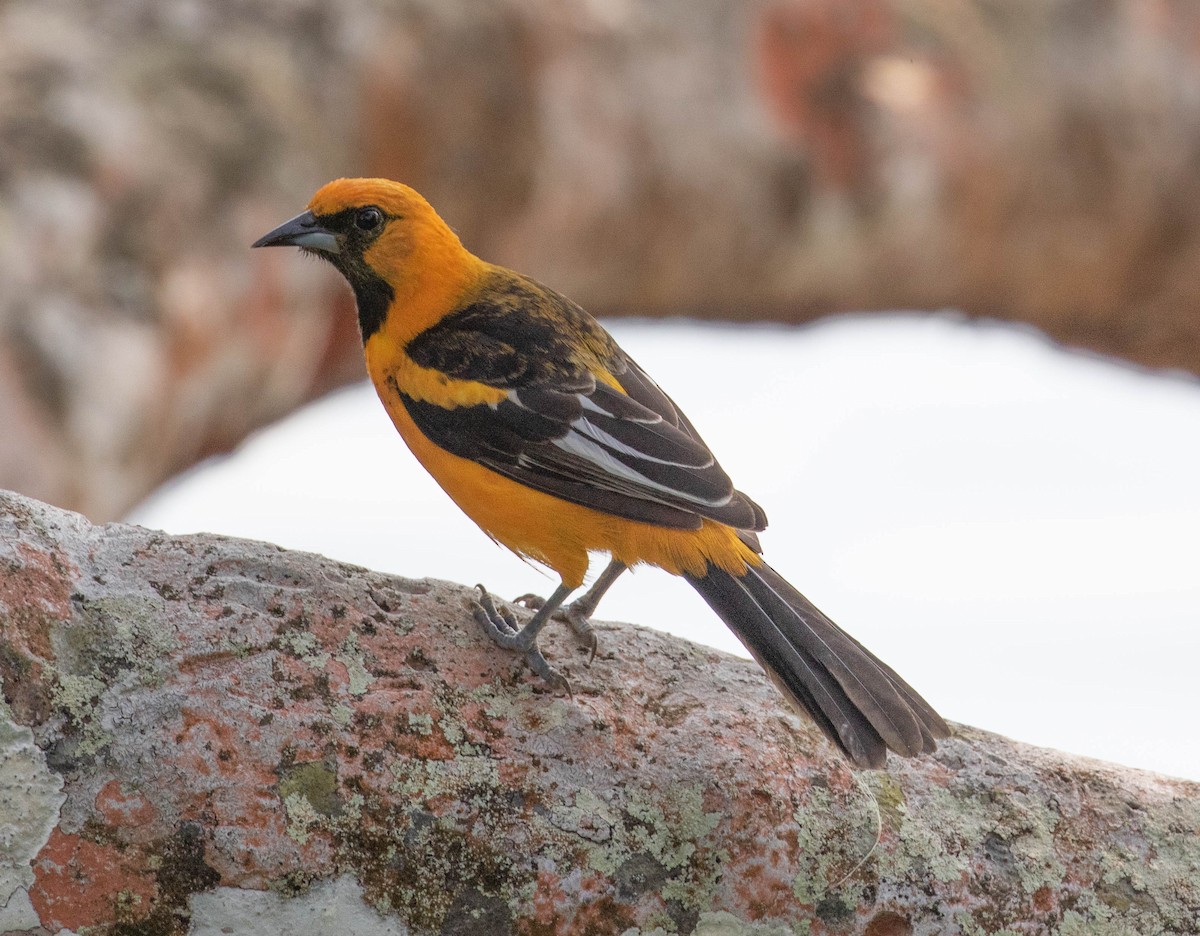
[685, 560, 950, 768]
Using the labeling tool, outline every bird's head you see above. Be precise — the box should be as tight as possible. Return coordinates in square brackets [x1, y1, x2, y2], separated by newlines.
[253, 178, 481, 342]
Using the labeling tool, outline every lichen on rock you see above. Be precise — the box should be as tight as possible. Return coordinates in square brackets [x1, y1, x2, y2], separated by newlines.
[1, 489, 1198, 934]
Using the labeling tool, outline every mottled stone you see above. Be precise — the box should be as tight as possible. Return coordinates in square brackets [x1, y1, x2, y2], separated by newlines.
[1, 488, 1198, 934]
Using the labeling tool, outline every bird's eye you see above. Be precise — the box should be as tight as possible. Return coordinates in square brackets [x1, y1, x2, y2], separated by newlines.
[355, 207, 383, 231]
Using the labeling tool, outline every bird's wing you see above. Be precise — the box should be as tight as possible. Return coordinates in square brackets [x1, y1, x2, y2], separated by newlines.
[401, 272, 766, 531]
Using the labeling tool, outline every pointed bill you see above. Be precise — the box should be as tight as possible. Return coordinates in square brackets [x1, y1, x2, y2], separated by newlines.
[252, 210, 340, 253]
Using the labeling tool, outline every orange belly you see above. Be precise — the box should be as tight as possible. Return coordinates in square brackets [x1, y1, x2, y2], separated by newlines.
[373, 382, 759, 589]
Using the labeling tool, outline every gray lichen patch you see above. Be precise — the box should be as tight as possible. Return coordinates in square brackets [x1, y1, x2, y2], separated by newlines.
[50, 672, 109, 745]
[276, 629, 329, 668]
[283, 791, 323, 846]
[334, 632, 374, 697]
[0, 699, 66, 929]
[343, 804, 521, 931]
[872, 737, 1200, 934]
[46, 591, 179, 758]
[62, 594, 176, 684]
[1118, 794, 1200, 930]
[569, 783, 725, 915]
[387, 752, 501, 804]
[789, 775, 880, 904]
[1050, 790, 1200, 934]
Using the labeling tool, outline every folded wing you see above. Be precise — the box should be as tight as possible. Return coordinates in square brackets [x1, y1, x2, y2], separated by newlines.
[400, 272, 766, 532]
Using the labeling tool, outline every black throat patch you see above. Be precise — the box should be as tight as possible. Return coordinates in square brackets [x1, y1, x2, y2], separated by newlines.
[350, 271, 394, 343]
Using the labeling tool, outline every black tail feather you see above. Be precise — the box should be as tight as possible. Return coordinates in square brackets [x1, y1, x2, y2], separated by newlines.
[686, 561, 950, 768]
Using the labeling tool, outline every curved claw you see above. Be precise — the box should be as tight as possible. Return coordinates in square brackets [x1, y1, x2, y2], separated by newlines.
[474, 585, 519, 637]
[535, 662, 573, 697]
[512, 593, 545, 611]
[562, 605, 599, 662]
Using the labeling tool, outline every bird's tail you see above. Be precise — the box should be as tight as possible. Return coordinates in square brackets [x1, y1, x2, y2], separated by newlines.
[685, 560, 949, 768]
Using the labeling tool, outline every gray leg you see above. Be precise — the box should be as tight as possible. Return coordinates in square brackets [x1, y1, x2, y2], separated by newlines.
[515, 560, 627, 660]
[560, 560, 625, 658]
[474, 582, 575, 693]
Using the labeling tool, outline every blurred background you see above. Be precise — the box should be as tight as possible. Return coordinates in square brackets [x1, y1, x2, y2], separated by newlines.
[2, 0, 1198, 777]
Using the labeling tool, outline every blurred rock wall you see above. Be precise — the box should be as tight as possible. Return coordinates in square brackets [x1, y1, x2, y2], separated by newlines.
[3, 0, 1200, 520]
[0, 1, 363, 518]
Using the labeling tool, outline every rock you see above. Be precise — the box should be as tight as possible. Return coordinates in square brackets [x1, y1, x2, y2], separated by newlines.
[1, 488, 1198, 934]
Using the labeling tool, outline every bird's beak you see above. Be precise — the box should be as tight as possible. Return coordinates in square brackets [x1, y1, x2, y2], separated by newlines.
[252, 210, 340, 254]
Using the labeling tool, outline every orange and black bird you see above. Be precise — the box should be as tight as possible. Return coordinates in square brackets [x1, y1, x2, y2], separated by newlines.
[253, 178, 949, 768]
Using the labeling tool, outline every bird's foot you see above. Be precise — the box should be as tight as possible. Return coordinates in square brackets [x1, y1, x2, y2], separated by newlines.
[474, 586, 571, 694]
[513, 593, 598, 660]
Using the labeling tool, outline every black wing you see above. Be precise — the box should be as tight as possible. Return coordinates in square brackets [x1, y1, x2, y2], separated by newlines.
[400, 271, 767, 532]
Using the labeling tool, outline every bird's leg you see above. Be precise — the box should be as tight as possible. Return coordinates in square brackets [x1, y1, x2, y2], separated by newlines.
[473, 582, 575, 693]
[557, 560, 625, 659]
[515, 560, 626, 660]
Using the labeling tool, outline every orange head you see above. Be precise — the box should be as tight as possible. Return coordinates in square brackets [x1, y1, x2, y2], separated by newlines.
[253, 178, 482, 342]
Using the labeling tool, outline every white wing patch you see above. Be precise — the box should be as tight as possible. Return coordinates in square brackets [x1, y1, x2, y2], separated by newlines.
[578, 393, 658, 423]
[568, 415, 714, 468]
[547, 430, 729, 507]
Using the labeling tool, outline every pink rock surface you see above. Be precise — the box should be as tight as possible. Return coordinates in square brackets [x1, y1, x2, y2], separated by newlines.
[1, 488, 1198, 934]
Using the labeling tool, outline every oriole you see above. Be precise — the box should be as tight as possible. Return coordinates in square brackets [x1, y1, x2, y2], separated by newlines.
[254, 178, 949, 768]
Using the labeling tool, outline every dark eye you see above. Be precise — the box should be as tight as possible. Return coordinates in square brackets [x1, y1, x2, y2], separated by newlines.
[355, 207, 383, 231]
